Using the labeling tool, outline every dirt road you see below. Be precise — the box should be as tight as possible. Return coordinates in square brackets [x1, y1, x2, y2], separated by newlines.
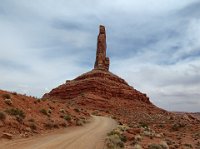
[0, 116, 117, 149]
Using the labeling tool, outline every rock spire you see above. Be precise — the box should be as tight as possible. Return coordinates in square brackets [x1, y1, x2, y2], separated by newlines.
[94, 25, 110, 71]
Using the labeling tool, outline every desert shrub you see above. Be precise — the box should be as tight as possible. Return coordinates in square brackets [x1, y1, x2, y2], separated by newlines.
[171, 123, 179, 131]
[16, 115, 24, 123]
[184, 144, 192, 148]
[47, 108, 52, 114]
[64, 115, 71, 121]
[4, 98, 13, 105]
[148, 144, 162, 149]
[108, 129, 121, 136]
[164, 138, 173, 145]
[106, 134, 124, 149]
[133, 144, 143, 149]
[134, 134, 142, 142]
[158, 124, 164, 128]
[60, 122, 67, 127]
[44, 122, 54, 129]
[40, 109, 49, 116]
[148, 142, 168, 149]
[54, 124, 59, 128]
[44, 122, 59, 129]
[193, 131, 200, 139]
[41, 98, 48, 101]
[59, 109, 65, 113]
[92, 111, 99, 116]
[143, 130, 152, 137]
[108, 129, 127, 142]
[81, 93, 85, 97]
[0, 111, 6, 121]
[139, 122, 148, 128]
[74, 108, 80, 112]
[80, 117, 87, 124]
[118, 124, 129, 132]
[11, 92, 17, 95]
[5, 108, 25, 119]
[120, 134, 127, 143]
[2, 93, 11, 99]
[76, 119, 83, 126]
[159, 141, 169, 149]
[28, 118, 35, 122]
[171, 122, 185, 131]
[112, 116, 117, 119]
[106, 128, 127, 149]
[29, 123, 37, 130]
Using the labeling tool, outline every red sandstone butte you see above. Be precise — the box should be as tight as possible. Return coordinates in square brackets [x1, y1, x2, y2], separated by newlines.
[43, 25, 150, 104]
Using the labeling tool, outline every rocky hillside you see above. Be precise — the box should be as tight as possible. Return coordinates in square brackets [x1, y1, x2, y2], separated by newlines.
[43, 69, 200, 148]
[0, 90, 89, 139]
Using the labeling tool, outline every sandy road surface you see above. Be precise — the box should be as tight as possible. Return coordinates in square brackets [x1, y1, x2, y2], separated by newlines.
[0, 116, 117, 149]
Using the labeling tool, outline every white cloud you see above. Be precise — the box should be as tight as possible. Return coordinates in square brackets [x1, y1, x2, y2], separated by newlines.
[0, 0, 200, 112]
[111, 57, 200, 112]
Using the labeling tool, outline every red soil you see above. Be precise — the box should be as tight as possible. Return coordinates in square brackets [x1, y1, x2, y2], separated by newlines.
[0, 90, 89, 139]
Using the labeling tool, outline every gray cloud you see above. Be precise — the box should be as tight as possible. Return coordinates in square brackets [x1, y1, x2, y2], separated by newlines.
[0, 0, 200, 112]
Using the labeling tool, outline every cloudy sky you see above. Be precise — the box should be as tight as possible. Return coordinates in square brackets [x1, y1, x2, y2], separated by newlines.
[0, 0, 200, 112]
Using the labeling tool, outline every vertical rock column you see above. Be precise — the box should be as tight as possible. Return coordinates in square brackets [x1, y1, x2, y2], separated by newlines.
[94, 25, 110, 71]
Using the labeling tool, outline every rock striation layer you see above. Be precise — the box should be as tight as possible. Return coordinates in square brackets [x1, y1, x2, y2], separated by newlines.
[43, 69, 150, 103]
[43, 25, 150, 104]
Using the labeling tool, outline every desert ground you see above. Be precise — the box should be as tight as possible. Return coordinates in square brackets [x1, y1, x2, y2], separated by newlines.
[0, 116, 117, 149]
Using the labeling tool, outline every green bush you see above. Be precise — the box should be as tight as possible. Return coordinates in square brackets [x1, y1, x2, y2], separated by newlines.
[40, 109, 48, 116]
[2, 94, 11, 99]
[108, 130, 127, 143]
[44, 122, 59, 129]
[76, 119, 83, 126]
[4, 98, 13, 105]
[74, 108, 80, 112]
[47, 109, 52, 114]
[106, 134, 124, 149]
[44, 122, 54, 129]
[120, 134, 127, 143]
[41, 98, 48, 101]
[11, 92, 17, 95]
[139, 122, 148, 128]
[64, 115, 71, 121]
[5, 108, 25, 119]
[184, 144, 192, 148]
[29, 123, 37, 130]
[0, 111, 6, 121]
[171, 123, 185, 131]
[106, 128, 127, 149]
[107, 129, 121, 136]
[148, 144, 162, 149]
[133, 144, 143, 149]
[28, 118, 35, 122]
[148, 142, 169, 149]
[60, 122, 67, 127]
[59, 109, 65, 113]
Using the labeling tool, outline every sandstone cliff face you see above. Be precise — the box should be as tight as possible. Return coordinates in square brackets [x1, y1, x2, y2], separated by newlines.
[43, 69, 150, 104]
[94, 25, 110, 71]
